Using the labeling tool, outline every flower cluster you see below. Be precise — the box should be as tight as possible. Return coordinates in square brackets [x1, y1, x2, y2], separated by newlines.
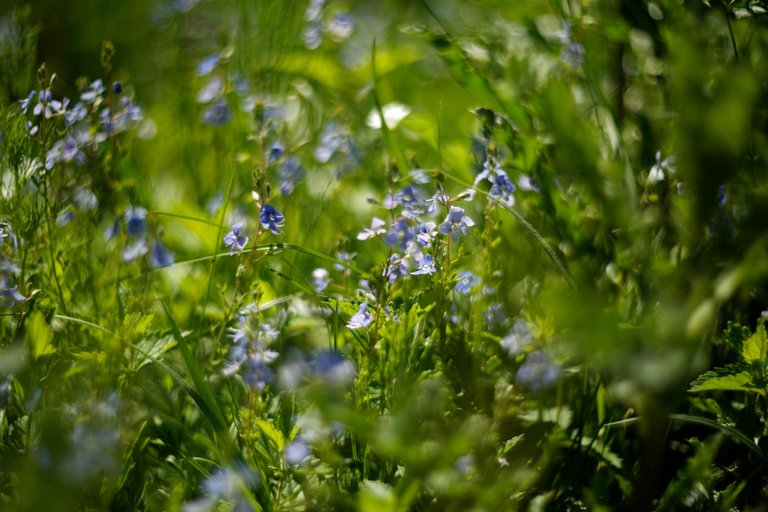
[0, 223, 25, 306]
[105, 206, 174, 267]
[21, 79, 144, 172]
[223, 305, 282, 391]
[303, 0, 354, 49]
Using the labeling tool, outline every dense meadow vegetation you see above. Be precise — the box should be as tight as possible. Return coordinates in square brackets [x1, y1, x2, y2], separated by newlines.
[3, 0, 768, 510]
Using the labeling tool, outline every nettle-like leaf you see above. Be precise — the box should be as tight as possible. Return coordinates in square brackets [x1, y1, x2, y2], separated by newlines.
[689, 364, 758, 393]
[741, 322, 768, 365]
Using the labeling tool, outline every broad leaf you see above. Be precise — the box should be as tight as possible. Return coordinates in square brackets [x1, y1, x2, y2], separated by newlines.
[689, 364, 756, 393]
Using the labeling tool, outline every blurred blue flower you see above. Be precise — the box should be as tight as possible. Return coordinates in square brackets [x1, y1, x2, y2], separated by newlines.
[357, 217, 387, 241]
[383, 253, 409, 284]
[278, 157, 303, 195]
[310, 350, 356, 384]
[516, 351, 559, 391]
[347, 302, 373, 329]
[81, 79, 106, 104]
[501, 319, 533, 356]
[455, 271, 480, 294]
[384, 220, 413, 250]
[414, 222, 437, 248]
[224, 222, 249, 253]
[196, 53, 220, 77]
[311, 268, 330, 293]
[284, 437, 311, 466]
[327, 12, 354, 40]
[202, 99, 231, 125]
[151, 242, 175, 268]
[125, 206, 148, 236]
[259, 204, 285, 235]
[122, 238, 149, 263]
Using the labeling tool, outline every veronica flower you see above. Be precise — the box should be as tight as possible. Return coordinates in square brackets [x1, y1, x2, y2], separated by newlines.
[284, 437, 311, 466]
[259, 204, 285, 235]
[122, 238, 149, 262]
[20, 90, 36, 114]
[411, 254, 436, 275]
[516, 351, 560, 391]
[501, 319, 534, 356]
[278, 157, 303, 195]
[347, 303, 373, 329]
[311, 268, 330, 293]
[327, 12, 354, 40]
[196, 53, 220, 77]
[81, 79, 105, 104]
[151, 242, 175, 268]
[384, 220, 413, 250]
[356, 217, 387, 240]
[125, 206, 148, 236]
[455, 271, 480, 294]
[224, 222, 249, 253]
[202, 99, 231, 126]
[383, 253, 409, 284]
[439, 206, 475, 240]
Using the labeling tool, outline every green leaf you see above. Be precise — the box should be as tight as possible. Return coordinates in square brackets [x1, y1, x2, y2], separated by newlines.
[742, 322, 768, 364]
[26, 311, 55, 359]
[689, 364, 756, 393]
[358, 480, 397, 512]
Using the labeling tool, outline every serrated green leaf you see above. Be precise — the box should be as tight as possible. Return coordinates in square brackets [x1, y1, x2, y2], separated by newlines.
[689, 364, 756, 393]
[253, 418, 286, 453]
[742, 322, 768, 364]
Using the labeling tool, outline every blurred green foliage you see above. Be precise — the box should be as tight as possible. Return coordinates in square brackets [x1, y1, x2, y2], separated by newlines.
[3, 0, 768, 510]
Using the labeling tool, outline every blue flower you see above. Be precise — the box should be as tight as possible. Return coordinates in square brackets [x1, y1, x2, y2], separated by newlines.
[357, 217, 387, 241]
[202, 99, 231, 125]
[224, 222, 249, 253]
[438, 206, 475, 240]
[384, 220, 413, 250]
[311, 268, 330, 293]
[411, 254, 436, 275]
[310, 350, 356, 384]
[347, 302, 373, 329]
[259, 205, 285, 235]
[284, 437, 311, 466]
[125, 206, 148, 236]
[122, 238, 149, 262]
[196, 53, 220, 76]
[278, 157, 303, 195]
[81, 79, 106, 104]
[383, 254, 409, 284]
[20, 90, 36, 114]
[516, 351, 559, 391]
[327, 12, 354, 40]
[414, 222, 437, 248]
[151, 242, 175, 268]
[501, 319, 533, 356]
[269, 141, 284, 161]
[455, 271, 480, 294]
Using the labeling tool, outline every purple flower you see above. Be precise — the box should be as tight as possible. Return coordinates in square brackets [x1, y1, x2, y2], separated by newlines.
[383, 253, 409, 284]
[224, 222, 249, 253]
[259, 205, 285, 235]
[384, 220, 413, 250]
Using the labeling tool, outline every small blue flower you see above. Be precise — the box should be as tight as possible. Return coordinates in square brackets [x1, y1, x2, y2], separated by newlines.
[411, 254, 436, 275]
[516, 351, 559, 391]
[284, 437, 311, 466]
[383, 254, 409, 284]
[439, 206, 475, 240]
[112, 81, 122, 95]
[501, 319, 533, 356]
[81, 79, 105, 104]
[125, 206, 148, 236]
[151, 242, 175, 268]
[455, 271, 480, 294]
[357, 217, 387, 241]
[269, 141, 284, 161]
[259, 205, 285, 235]
[20, 90, 36, 114]
[224, 222, 249, 253]
[278, 157, 303, 195]
[327, 12, 354, 40]
[196, 53, 220, 77]
[310, 350, 356, 384]
[122, 238, 149, 263]
[414, 222, 437, 248]
[384, 220, 413, 250]
[347, 302, 373, 329]
[202, 99, 231, 125]
[311, 268, 330, 293]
